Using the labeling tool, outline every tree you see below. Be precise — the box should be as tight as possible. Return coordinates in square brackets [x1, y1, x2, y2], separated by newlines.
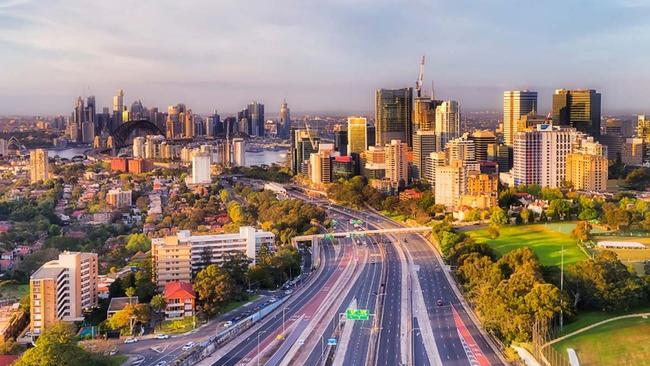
[227, 202, 246, 224]
[519, 208, 531, 224]
[571, 221, 592, 243]
[150, 294, 166, 313]
[489, 207, 509, 226]
[15, 322, 112, 366]
[125, 233, 151, 253]
[125, 287, 136, 298]
[546, 199, 571, 221]
[105, 303, 150, 334]
[487, 225, 500, 240]
[135, 196, 149, 212]
[193, 264, 234, 316]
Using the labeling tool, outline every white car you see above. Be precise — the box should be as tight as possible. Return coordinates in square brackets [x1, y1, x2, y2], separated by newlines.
[181, 342, 195, 351]
[124, 338, 138, 344]
[155, 334, 170, 339]
[223, 321, 233, 328]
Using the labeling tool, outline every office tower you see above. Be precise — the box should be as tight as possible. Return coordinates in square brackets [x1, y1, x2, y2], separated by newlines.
[132, 136, 145, 158]
[112, 89, 124, 131]
[347, 117, 368, 155]
[375, 88, 413, 147]
[566, 136, 608, 191]
[183, 110, 195, 138]
[362, 146, 386, 180]
[29, 148, 49, 183]
[232, 138, 246, 167]
[106, 188, 132, 208]
[445, 134, 475, 164]
[0, 139, 6, 156]
[461, 170, 499, 209]
[552, 89, 601, 138]
[240, 101, 265, 137]
[166, 105, 182, 139]
[470, 130, 497, 161]
[503, 91, 538, 146]
[72, 97, 85, 142]
[290, 129, 319, 175]
[30, 252, 98, 336]
[85, 95, 96, 128]
[81, 121, 94, 144]
[332, 156, 356, 180]
[309, 144, 336, 184]
[279, 99, 291, 139]
[130, 100, 145, 119]
[366, 123, 376, 147]
[191, 152, 212, 184]
[206, 110, 221, 137]
[413, 97, 441, 132]
[152, 227, 274, 288]
[622, 138, 644, 166]
[384, 140, 408, 189]
[435, 100, 461, 151]
[513, 124, 583, 188]
[412, 130, 436, 180]
[333, 124, 348, 156]
[487, 143, 513, 172]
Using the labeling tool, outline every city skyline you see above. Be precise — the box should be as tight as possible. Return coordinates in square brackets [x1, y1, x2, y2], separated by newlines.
[1, 0, 649, 115]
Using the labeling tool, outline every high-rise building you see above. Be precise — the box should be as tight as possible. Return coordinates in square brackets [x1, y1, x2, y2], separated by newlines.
[29, 148, 49, 183]
[424, 151, 446, 186]
[375, 88, 413, 147]
[566, 136, 608, 191]
[309, 144, 336, 184]
[552, 89, 601, 138]
[333, 124, 348, 156]
[0, 139, 6, 156]
[412, 130, 436, 180]
[513, 124, 583, 188]
[241, 101, 265, 137]
[152, 227, 274, 288]
[503, 91, 537, 146]
[384, 140, 408, 189]
[232, 138, 246, 167]
[106, 188, 132, 208]
[435, 100, 461, 151]
[290, 129, 319, 175]
[133, 136, 145, 158]
[445, 134, 475, 165]
[413, 97, 441, 132]
[112, 89, 124, 131]
[191, 152, 211, 184]
[332, 156, 356, 180]
[30, 252, 98, 336]
[470, 130, 497, 161]
[434, 161, 466, 208]
[184, 111, 194, 138]
[362, 146, 386, 180]
[206, 110, 221, 137]
[347, 117, 368, 156]
[487, 143, 512, 172]
[279, 99, 291, 139]
[622, 137, 644, 166]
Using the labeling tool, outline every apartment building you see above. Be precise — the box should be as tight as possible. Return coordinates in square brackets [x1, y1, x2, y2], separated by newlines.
[30, 252, 98, 336]
[152, 226, 275, 288]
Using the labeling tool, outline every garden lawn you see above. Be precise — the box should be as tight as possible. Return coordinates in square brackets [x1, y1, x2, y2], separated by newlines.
[468, 224, 587, 266]
[158, 316, 198, 334]
[553, 316, 650, 366]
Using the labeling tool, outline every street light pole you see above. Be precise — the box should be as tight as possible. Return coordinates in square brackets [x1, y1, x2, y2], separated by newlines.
[257, 330, 267, 366]
[410, 327, 421, 366]
[560, 242, 564, 331]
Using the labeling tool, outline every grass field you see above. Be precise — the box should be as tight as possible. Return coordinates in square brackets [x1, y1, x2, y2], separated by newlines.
[468, 224, 588, 266]
[0, 281, 29, 300]
[558, 305, 650, 336]
[553, 316, 650, 366]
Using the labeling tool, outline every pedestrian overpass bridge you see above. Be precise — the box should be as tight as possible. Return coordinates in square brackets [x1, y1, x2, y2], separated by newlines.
[292, 226, 432, 269]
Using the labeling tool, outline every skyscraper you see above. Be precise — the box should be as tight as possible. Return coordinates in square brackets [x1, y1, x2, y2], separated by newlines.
[333, 124, 348, 156]
[375, 88, 413, 147]
[290, 129, 320, 175]
[552, 89, 601, 138]
[30, 148, 49, 183]
[347, 117, 368, 155]
[247, 101, 265, 137]
[232, 138, 246, 167]
[566, 136, 608, 191]
[279, 99, 291, 139]
[384, 140, 409, 189]
[413, 96, 441, 132]
[503, 91, 537, 146]
[412, 130, 437, 180]
[470, 130, 497, 161]
[434, 100, 461, 152]
[112, 89, 124, 131]
[191, 152, 212, 184]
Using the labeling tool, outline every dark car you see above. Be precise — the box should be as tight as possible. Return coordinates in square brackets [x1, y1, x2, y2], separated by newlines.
[436, 299, 443, 306]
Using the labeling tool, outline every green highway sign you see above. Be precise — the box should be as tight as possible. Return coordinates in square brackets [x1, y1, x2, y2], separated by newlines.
[324, 234, 334, 240]
[346, 309, 369, 320]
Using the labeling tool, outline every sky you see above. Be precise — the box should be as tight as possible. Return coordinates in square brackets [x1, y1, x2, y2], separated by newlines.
[0, 0, 649, 116]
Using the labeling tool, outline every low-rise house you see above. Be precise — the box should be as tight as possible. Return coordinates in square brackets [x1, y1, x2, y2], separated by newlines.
[107, 297, 138, 318]
[163, 282, 195, 319]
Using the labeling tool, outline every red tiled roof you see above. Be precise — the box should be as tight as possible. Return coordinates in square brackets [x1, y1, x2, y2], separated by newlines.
[0, 355, 19, 366]
[163, 281, 196, 300]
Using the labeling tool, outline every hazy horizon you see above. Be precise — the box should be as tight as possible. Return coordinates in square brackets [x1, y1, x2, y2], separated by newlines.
[1, 0, 649, 115]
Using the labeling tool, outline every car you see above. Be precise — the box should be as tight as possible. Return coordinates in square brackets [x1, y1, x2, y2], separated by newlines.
[108, 349, 117, 356]
[269, 297, 277, 303]
[436, 299, 443, 306]
[233, 316, 241, 321]
[24, 332, 31, 337]
[155, 362, 167, 366]
[181, 342, 195, 351]
[284, 289, 293, 295]
[124, 338, 138, 344]
[223, 321, 233, 328]
[155, 334, 170, 339]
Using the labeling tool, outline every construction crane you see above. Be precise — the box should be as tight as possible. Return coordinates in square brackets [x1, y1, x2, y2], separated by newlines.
[304, 121, 318, 150]
[416, 55, 425, 97]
